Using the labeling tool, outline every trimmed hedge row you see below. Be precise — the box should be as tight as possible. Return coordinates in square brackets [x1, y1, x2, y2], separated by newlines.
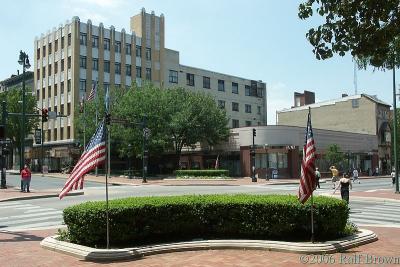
[175, 169, 229, 177]
[63, 194, 349, 248]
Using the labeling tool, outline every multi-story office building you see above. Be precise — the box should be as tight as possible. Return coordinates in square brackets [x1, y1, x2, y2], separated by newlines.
[33, 8, 266, 167]
[0, 71, 34, 93]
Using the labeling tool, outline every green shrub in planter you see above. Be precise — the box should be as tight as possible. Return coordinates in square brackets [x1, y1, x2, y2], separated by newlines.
[63, 194, 349, 248]
[175, 169, 229, 177]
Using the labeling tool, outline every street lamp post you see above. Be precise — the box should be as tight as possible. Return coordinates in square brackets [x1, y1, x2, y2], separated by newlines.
[18, 51, 30, 170]
[393, 66, 399, 193]
[142, 116, 148, 183]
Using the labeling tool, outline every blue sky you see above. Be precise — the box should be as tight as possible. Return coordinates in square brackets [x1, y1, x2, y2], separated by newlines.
[0, 0, 395, 124]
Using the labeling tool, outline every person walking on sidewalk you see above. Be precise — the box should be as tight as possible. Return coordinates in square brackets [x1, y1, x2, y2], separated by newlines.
[315, 167, 321, 189]
[333, 174, 352, 203]
[352, 168, 360, 184]
[329, 165, 339, 189]
[20, 164, 31, 193]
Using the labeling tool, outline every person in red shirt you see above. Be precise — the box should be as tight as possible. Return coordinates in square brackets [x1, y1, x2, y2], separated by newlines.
[20, 164, 32, 193]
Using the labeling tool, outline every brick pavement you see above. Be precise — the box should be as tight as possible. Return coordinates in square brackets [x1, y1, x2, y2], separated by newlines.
[1, 226, 400, 267]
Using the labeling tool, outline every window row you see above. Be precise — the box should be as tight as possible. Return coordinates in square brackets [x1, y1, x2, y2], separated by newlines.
[231, 119, 262, 128]
[217, 101, 262, 115]
[37, 33, 71, 60]
[37, 80, 72, 100]
[168, 70, 260, 96]
[37, 57, 72, 78]
[44, 126, 72, 142]
[79, 33, 151, 60]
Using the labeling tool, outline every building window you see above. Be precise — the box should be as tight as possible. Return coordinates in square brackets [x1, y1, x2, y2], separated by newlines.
[257, 87, 264, 97]
[115, 63, 121, 74]
[126, 64, 131, 76]
[145, 68, 151, 80]
[67, 33, 71, 46]
[61, 82, 64, 93]
[92, 58, 99, 71]
[232, 102, 239, 112]
[232, 119, 239, 128]
[55, 39, 58, 52]
[49, 43, 52, 54]
[61, 59, 65, 71]
[67, 80, 71, 92]
[61, 36, 65, 49]
[80, 33, 87, 45]
[103, 83, 110, 91]
[104, 38, 110, 50]
[37, 48, 40, 60]
[67, 57, 71, 69]
[79, 79, 86, 92]
[67, 103, 71, 116]
[42, 88, 45, 99]
[67, 126, 71, 139]
[169, 70, 178, 83]
[54, 62, 58, 74]
[245, 121, 252, 127]
[42, 67, 45, 78]
[42, 46, 46, 57]
[203, 76, 210, 89]
[92, 36, 99, 48]
[136, 45, 142, 57]
[257, 106, 261, 114]
[125, 43, 131, 55]
[60, 127, 64, 140]
[115, 41, 121, 53]
[218, 80, 225, 91]
[186, 73, 195, 86]
[245, 104, 252, 113]
[47, 129, 51, 142]
[245, 85, 251, 96]
[48, 86, 51, 98]
[53, 130, 57, 141]
[79, 56, 86, 69]
[136, 67, 142, 78]
[48, 65, 52, 76]
[232, 82, 238, 94]
[218, 100, 225, 109]
[54, 84, 58, 96]
[36, 90, 39, 101]
[104, 60, 110, 73]
[145, 48, 151, 60]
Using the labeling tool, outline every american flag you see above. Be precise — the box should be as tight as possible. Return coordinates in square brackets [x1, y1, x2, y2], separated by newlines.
[87, 83, 97, 101]
[59, 120, 107, 199]
[298, 109, 316, 204]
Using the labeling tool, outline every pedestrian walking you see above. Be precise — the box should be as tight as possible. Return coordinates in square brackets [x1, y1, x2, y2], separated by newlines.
[352, 168, 360, 184]
[20, 164, 31, 193]
[333, 174, 352, 203]
[329, 165, 339, 189]
[391, 169, 396, 186]
[315, 167, 321, 189]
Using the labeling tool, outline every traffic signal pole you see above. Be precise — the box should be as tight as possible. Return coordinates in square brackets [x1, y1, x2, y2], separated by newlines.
[0, 101, 7, 189]
[251, 128, 257, 182]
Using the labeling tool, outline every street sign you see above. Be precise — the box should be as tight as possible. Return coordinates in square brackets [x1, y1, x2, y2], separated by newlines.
[143, 128, 151, 138]
[34, 129, 42, 144]
[49, 111, 57, 120]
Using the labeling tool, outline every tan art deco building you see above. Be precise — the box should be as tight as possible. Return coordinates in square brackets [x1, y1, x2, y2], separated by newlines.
[33, 9, 266, 167]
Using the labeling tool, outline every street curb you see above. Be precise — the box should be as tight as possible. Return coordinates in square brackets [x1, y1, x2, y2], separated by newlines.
[40, 229, 377, 262]
[0, 191, 84, 202]
[319, 193, 400, 203]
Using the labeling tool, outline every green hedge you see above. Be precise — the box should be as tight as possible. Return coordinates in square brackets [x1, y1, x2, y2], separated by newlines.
[175, 169, 229, 177]
[63, 194, 349, 248]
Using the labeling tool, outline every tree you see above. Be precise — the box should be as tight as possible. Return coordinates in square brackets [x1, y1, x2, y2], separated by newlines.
[324, 144, 344, 167]
[0, 89, 39, 165]
[298, 0, 400, 68]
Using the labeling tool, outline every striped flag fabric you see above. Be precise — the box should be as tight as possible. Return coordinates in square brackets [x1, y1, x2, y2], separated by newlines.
[298, 109, 317, 204]
[87, 83, 97, 101]
[59, 120, 107, 199]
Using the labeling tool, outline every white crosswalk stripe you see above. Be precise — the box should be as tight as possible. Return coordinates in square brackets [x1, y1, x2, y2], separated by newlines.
[349, 202, 400, 227]
[0, 201, 64, 232]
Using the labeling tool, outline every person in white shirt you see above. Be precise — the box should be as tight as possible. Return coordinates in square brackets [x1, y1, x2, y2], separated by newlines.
[352, 168, 360, 184]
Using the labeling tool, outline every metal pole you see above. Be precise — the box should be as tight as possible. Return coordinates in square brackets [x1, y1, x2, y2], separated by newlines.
[393, 66, 399, 193]
[41, 118, 44, 176]
[105, 122, 110, 249]
[95, 83, 99, 176]
[83, 96, 86, 150]
[1, 101, 7, 189]
[142, 116, 147, 183]
[310, 193, 315, 243]
[252, 128, 257, 182]
[21, 65, 26, 170]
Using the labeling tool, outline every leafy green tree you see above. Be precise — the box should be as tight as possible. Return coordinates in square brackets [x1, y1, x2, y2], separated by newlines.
[298, 0, 400, 68]
[324, 144, 344, 167]
[76, 83, 230, 169]
[0, 89, 39, 165]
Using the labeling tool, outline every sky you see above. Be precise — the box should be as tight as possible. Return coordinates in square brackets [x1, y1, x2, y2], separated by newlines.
[0, 0, 396, 124]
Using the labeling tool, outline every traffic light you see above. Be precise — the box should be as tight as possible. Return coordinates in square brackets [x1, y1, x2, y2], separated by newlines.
[42, 108, 48, 122]
[252, 128, 256, 137]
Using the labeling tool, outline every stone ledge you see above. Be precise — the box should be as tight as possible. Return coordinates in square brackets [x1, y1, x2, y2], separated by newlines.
[40, 229, 377, 262]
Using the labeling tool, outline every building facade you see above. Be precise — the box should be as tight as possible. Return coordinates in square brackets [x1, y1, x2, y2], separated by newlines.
[277, 93, 391, 174]
[33, 9, 266, 168]
[0, 71, 34, 93]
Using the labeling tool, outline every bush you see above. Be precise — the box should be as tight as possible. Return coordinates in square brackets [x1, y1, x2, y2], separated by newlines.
[63, 194, 349, 248]
[175, 169, 229, 177]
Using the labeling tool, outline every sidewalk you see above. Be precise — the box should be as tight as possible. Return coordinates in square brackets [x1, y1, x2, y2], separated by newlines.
[1, 226, 399, 267]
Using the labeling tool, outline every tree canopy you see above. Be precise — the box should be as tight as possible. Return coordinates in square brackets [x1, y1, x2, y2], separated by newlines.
[0, 89, 39, 152]
[298, 0, 400, 69]
[75, 83, 230, 167]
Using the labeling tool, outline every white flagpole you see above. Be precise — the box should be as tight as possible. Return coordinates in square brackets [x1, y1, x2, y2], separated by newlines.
[83, 94, 86, 150]
[105, 120, 110, 249]
[309, 107, 315, 243]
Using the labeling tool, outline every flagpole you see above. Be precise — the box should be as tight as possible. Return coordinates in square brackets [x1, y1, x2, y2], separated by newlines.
[309, 106, 315, 243]
[83, 95, 86, 150]
[95, 80, 99, 177]
[105, 118, 110, 249]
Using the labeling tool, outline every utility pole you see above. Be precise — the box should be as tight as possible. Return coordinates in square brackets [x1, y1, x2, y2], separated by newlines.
[0, 101, 7, 189]
[393, 65, 399, 194]
[18, 51, 30, 170]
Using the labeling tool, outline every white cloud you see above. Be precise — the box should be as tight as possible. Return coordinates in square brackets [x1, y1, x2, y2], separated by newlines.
[267, 82, 293, 125]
